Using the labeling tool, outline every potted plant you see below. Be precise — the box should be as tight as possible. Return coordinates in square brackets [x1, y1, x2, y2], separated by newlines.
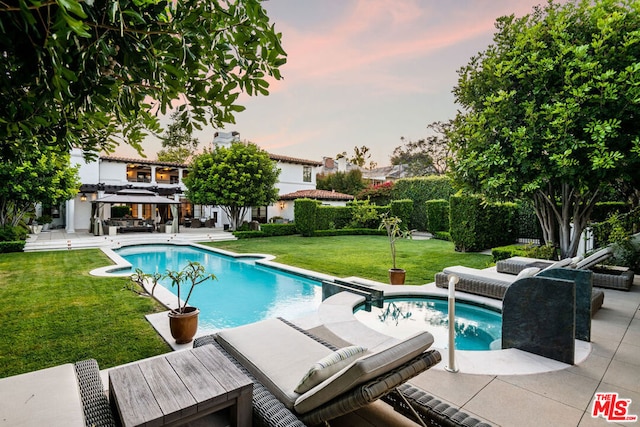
[379, 213, 412, 285]
[130, 261, 215, 344]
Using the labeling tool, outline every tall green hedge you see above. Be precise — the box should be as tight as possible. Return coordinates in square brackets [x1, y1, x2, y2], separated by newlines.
[425, 199, 449, 233]
[449, 194, 518, 252]
[316, 205, 353, 230]
[391, 176, 454, 230]
[294, 199, 319, 237]
[390, 199, 413, 230]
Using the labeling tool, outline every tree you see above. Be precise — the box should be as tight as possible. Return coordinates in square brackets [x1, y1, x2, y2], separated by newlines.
[0, 148, 79, 227]
[336, 146, 377, 169]
[183, 142, 280, 230]
[0, 0, 286, 160]
[316, 170, 367, 195]
[157, 111, 201, 163]
[450, 0, 640, 258]
[391, 121, 453, 176]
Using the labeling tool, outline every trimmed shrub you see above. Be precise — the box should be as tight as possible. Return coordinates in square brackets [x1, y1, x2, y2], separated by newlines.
[260, 223, 298, 236]
[425, 199, 449, 233]
[492, 244, 556, 262]
[349, 199, 381, 229]
[433, 231, 451, 241]
[591, 201, 630, 223]
[390, 199, 413, 229]
[232, 231, 267, 239]
[391, 176, 454, 230]
[316, 206, 352, 230]
[0, 226, 28, 242]
[450, 194, 518, 252]
[294, 199, 319, 237]
[0, 241, 26, 253]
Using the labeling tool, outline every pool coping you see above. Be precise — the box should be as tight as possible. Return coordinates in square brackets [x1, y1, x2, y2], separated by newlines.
[92, 241, 591, 375]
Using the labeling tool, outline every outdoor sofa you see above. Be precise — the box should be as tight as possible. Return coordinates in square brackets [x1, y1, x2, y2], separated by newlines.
[104, 218, 154, 233]
[194, 317, 492, 427]
[496, 246, 635, 291]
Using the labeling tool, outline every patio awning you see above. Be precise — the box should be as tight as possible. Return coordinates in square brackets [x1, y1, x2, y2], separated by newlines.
[93, 189, 180, 204]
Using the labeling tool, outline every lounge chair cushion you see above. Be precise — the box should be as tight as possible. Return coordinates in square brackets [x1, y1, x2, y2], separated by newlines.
[295, 345, 368, 393]
[294, 330, 434, 414]
[515, 267, 540, 279]
[216, 318, 335, 409]
[575, 247, 613, 269]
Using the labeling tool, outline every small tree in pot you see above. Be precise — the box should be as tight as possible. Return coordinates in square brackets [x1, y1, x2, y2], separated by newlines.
[129, 261, 215, 344]
[379, 213, 412, 285]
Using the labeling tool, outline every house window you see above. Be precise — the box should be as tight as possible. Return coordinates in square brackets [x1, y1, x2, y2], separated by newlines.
[303, 166, 312, 183]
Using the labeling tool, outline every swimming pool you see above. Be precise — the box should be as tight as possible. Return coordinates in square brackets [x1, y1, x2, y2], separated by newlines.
[354, 297, 502, 351]
[115, 244, 323, 332]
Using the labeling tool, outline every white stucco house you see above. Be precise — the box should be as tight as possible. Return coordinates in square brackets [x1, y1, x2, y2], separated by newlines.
[60, 148, 322, 233]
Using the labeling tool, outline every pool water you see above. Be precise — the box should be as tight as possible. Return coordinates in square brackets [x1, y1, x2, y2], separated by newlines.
[354, 297, 502, 351]
[116, 245, 322, 332]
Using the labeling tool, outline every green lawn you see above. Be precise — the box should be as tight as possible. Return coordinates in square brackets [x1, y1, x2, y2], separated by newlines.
[0, 250, 170, 378]
[0, 235, 491, 378]
[206, 235, 492, 285]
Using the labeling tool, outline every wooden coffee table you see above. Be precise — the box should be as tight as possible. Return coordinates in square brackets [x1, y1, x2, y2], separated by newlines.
[109, 345, 252, 427]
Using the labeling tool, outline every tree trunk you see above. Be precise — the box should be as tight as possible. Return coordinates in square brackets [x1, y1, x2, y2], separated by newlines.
[533, 184, 599, 259]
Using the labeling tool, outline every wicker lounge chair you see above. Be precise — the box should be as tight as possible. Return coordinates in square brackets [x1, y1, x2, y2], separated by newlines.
[435, 266, 605, 317]
[496, 246, 635, 291]
[194, 318, 491, 427]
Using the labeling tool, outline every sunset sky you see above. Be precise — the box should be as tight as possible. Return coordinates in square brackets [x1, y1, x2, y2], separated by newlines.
[119, 1, 557, 166]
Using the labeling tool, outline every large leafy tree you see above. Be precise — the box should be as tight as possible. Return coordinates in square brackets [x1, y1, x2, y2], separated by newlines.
[0, 148, 79, 227]
[184, 142, 280, 230]
[0, 0, 286, 159]
[450, 0, 640, 258]
[336, 146, 377, 170]
[316, 170, 366, 196]
[391, 121, 453, 176]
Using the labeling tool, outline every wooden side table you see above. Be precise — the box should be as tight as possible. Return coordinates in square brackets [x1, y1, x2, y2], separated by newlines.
[109, 345, 252, 427]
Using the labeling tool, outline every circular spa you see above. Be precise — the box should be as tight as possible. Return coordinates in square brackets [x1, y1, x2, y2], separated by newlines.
[353, 296, 502, 351]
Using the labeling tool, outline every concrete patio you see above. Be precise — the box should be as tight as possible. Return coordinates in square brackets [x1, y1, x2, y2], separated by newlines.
[20, 230, 640, 426]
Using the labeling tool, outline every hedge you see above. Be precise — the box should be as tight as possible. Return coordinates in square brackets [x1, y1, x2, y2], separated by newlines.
[391, 176, 454, 230]
[449, 194, 518, 252]
[425, 199, 449, 233]
[0, 241, 26, 253]
[390, 199, 413, 230]
[260, 223, 298, 236]
[294, 199, 319, 237]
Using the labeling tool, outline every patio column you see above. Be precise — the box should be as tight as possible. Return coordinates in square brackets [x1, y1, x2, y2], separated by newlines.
[151, 165, 157, 184]
[65, 199, 76, 233]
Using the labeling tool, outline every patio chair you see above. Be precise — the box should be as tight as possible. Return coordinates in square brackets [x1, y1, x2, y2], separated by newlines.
[496, 246, 635, 291]
[194, 317, 492, 427]
[193, 317, 486, 427]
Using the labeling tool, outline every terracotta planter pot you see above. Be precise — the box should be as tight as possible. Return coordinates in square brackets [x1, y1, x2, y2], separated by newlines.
[389, 268, 406, 285]
[168, 306, 200, 344]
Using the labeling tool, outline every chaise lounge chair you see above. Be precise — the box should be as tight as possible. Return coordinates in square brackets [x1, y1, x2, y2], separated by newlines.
[435, 264, 605, 317]
[496, 246, 635, 291]
[194, 317, 491, 427]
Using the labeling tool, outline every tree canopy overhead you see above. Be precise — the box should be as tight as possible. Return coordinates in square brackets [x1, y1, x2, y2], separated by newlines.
[450, 0, 640, 257]
[183, 142, 280, 230]
[0, 0, 286, 160]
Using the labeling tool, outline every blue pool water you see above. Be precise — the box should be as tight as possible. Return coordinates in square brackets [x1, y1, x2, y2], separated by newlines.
[354, 297, 502, 351]
[115, 245, 322, 332]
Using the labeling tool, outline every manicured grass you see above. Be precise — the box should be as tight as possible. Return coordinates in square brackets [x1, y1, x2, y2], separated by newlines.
[206, 235, 492, 285]
[0, 249, 170, 378]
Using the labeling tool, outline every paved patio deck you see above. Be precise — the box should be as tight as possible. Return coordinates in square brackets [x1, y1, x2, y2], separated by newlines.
[23, 230, 640, 426]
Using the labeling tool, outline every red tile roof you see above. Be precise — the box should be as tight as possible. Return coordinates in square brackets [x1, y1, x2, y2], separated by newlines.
[279, 189, 354, 201]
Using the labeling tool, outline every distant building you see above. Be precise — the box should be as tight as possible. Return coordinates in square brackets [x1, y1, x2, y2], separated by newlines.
[212, 131, 240, 146]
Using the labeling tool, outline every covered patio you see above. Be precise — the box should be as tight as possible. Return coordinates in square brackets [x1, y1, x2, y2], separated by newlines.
[91, 189, 180, 236]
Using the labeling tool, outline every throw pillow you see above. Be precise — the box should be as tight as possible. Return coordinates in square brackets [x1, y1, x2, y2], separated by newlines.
[516, 266, 540, 279]
[294, 346, 367, 394]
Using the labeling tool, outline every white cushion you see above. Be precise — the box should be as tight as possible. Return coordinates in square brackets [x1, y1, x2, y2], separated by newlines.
[542, 257, 574, 271]
[575, 247, 613, 269]
[294, 346, 367, 393]
[516, 267, 540, 279]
